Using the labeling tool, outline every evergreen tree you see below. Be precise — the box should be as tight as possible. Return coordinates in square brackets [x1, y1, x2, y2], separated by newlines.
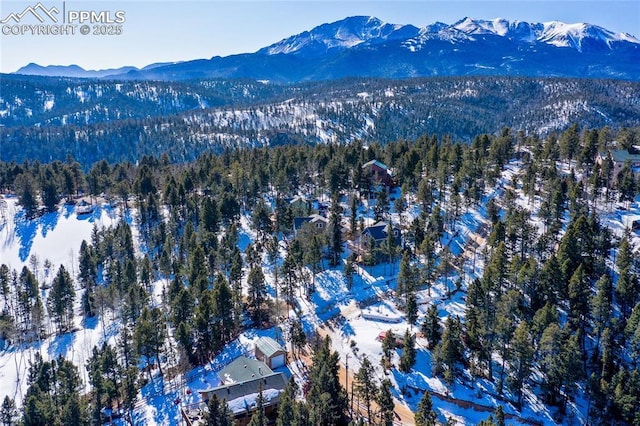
[307, 336, 347, 426]
[289, 319, 307, 359]
[276, 378, 299, 426]
[195, 289, 218, 361]
[381, 329, 396, 369]
[203, 394, 234, 426]
[354, 355, 377, 422]
[616, 238, 639, 319]
[328, 201, 343, 267]
[0, 396, 18, 426]
[559, 123, 580, 163]
[248, 385, 267, 426]
[397, 251, 419, 325]
[591, 274, 613, 350]
[377, 379, 395, 426]
[0, 264, 9, 312]
[247, 266, 269, 326]
[201, 197, 220, 234]
[41, 169, 59, 212]
[421, 305, 442, 350]
[23, 354, 87, 426]
[213, 274, 235, 343]
[399, 329, 416, 373]
[61, 393, 90, 426]
[626, 302, 640, 367]
[15, 173, 39, 218]
[507, 322, 534, 409]
[134, 307, 167, 376]
[434, 316, 464, 385]
[414, 392, 437, 426]
[617, 162, 637, 203]
[567, 264, 590, 334]
[47, 265, 75, 334]
[494, 405, 505, 426]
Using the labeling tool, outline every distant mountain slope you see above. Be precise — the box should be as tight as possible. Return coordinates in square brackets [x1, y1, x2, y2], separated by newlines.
[0, 74, 291, 127]
[2, 76, 639, 165]
[13, 62, 183, 79]
[85, 16, 640, 81]
[15, 63, 139, 78]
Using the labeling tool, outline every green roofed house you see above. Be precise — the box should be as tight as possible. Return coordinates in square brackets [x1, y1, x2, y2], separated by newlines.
[196, 356, 288, 426]
[255, 336, 288, 369]
[597, 148, 640, 180]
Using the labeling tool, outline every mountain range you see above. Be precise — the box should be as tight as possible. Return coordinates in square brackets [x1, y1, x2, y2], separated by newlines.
[15, 61, 180, 78]
[13, 16, 640, 81]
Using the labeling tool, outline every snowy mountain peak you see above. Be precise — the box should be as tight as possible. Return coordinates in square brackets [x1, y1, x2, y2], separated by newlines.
[449, 17, 639, 48]
[539, 21, 640, 50]
[259, 16, 639, 58]
[259, 15, 420, 56]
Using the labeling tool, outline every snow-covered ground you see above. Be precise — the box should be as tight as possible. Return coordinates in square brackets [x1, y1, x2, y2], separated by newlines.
[0, 196, 121, 405]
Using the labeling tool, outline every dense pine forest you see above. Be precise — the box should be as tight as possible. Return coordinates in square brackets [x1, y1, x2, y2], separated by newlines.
[0, 124, 639, 425]
[2, 76, 640, 165]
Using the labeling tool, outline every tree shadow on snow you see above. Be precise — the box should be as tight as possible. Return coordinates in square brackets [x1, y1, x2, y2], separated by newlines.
[48, 331, 77, 359]
[15, 210, 37, 262]
[39, 209, 60, 238]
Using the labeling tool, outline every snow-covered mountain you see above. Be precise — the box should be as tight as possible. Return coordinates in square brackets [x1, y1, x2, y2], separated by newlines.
[13, 16, 640, 81]
[258, 16, 421, 56]
[261, 16, 639, 55]
[447, 17, 639, 51]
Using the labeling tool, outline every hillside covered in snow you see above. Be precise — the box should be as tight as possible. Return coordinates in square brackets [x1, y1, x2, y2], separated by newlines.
[1, 124, 639, 425]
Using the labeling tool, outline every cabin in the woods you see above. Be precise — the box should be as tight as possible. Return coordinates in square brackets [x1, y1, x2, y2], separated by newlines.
[195, 356, 288, 426]
[348, 221, 401, 263]
[362, 159, 394, 188]
[292, 214, 329, 237]
[597, 148, 640, 180]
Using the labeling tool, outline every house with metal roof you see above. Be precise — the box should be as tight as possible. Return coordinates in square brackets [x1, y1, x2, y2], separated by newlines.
[254, 336, 288, 369]
[218, 356, 275, 384]
[197, 356, 288, 426]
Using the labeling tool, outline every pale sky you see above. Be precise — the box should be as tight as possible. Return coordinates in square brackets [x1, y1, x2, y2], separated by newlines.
[1, 0, 638, 73]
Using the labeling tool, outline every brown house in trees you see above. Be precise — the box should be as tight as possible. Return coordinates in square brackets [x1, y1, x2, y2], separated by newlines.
[362, 159, 394, 188]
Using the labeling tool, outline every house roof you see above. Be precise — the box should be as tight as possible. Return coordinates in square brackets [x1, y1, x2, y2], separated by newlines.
[255, 336, 286, 359]
[363, 222, 389, 241]
[610, 149, 640, 164]
[293, 217, 312, 230]
[362, 159, 389, 170]
[200, 372, 288, 415]
[293, 214, 328, 230]
[289, 195, 308, 205]
[218, 356, 274, 384]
